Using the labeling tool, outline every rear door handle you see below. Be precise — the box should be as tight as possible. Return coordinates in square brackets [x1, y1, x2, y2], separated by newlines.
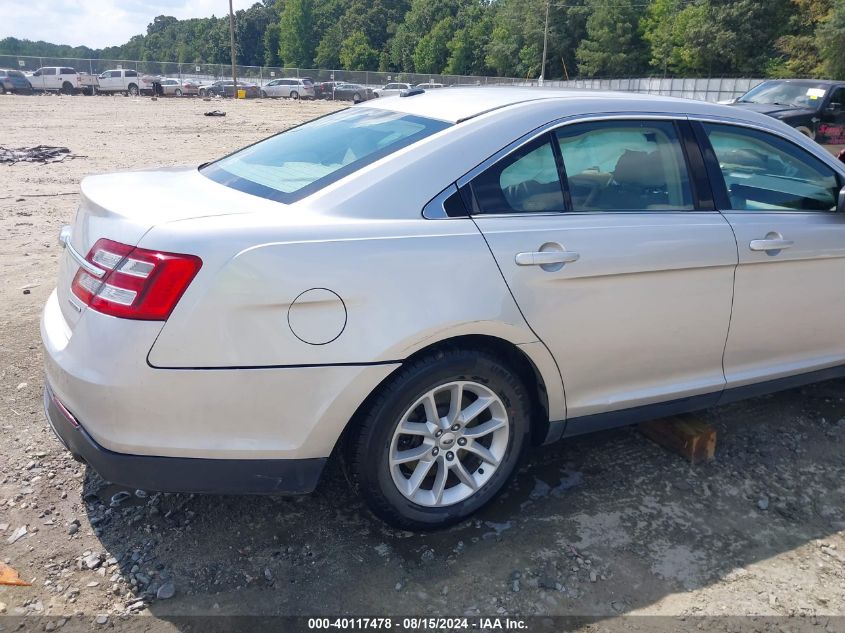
[749, 238, 794, 252]
[515, 250, 580, 266]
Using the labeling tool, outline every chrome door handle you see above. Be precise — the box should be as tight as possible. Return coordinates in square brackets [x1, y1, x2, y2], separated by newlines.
[749, 238, 794, 252]
[515, 250, 580, 266]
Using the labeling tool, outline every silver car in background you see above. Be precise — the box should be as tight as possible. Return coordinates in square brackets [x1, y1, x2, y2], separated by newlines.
[374, 82, 412, 98]
[159, 78, 199, 97]
[43, 89, 845, 530]
[261, 77, 315, 99]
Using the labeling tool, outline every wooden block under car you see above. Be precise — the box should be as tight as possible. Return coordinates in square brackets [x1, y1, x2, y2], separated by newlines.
[638, 415, 717, 464]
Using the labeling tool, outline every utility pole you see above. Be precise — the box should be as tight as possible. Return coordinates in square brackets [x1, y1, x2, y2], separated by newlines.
[228, 0, 238, 94]
[540, 0, 550, 86]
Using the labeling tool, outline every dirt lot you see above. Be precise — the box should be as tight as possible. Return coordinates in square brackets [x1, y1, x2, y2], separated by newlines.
[1, 93, 845, 631]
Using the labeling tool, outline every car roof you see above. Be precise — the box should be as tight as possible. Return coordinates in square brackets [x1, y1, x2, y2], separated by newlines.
[362, 86, 792, 124]
[755, 79, 843, 87]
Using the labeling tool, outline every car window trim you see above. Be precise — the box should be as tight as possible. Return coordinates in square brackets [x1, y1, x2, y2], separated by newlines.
[677, 119, 715, 211]
[690, 117, 845, 214]
[457, 113, 708, 218]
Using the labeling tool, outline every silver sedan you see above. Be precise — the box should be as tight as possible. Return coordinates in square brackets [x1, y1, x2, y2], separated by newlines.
[42, 88, 845, 530]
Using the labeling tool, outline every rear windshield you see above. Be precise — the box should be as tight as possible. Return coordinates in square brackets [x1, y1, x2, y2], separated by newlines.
[201, 107, 450, 203]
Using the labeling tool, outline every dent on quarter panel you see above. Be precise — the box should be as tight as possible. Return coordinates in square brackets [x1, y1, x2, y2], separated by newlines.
[287, 288, 347, 345]
[145, 217, 540, 370]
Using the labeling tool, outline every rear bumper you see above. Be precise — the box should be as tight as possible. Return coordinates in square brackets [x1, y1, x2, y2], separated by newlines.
[43, 382, 326, 494]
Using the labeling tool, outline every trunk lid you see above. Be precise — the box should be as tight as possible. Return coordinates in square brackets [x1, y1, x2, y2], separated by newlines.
[57, 166, 274, 327]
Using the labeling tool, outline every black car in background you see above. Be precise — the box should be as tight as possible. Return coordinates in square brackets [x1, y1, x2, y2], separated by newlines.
[0, 68, 33, 94]
[333, 83, 375, 103]
[314, 81, 344, 99]
[198, 80, 260, 98]
[728, 79, 845, 151]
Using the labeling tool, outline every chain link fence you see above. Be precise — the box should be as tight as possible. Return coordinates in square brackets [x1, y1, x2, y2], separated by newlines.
[0, 54, 523, 90]
[0, 54, 766, 102]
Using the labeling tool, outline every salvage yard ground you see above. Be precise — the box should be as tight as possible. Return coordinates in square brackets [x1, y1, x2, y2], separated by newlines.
[1, 93, 845, 630]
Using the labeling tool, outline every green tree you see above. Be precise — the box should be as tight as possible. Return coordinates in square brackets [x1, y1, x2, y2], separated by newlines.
[316, 25, 344, 68]
[576, 0, 647, 76]
[818, 0, 845, 78]
[279, 0, 315, 67]
[340, 31, 379, 69]
[412, 16, 453, 74]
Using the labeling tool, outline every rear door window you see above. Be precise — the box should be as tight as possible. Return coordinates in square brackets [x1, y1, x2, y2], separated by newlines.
[701, 122, 839, 211]
[466, 136, 565, 214]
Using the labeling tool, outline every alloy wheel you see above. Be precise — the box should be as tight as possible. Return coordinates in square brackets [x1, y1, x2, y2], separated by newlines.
[388, 380, 509, 507]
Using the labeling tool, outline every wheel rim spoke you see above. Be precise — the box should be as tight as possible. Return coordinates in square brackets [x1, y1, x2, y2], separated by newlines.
[451, 459, 478, 491]
[457, 396, 493, 426]
[391, 443, 431, 466]
[463, 416, 507, 439]
[464, 440, 500, 467]
[431, 458, 448, 504]
[406, 458, 435, 496]
[398, 420, 432, 437]
[422, 393, 441, 429]
[446, 382, 463, 425]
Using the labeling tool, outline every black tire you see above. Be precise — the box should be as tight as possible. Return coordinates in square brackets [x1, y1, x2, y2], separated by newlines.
[260, 90, 268, 98]
[61, 81, 74, 95]
[175, 88, 182, 97]
[352, 92, 362, 104]
[0, 85, 6, 95]
[290, 90, 299, 100]
[346, 348, 531, 530]
[127, 84, 138, 96]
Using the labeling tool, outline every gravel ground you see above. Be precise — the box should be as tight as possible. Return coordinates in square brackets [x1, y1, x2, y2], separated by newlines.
[1, 93, 845, 631]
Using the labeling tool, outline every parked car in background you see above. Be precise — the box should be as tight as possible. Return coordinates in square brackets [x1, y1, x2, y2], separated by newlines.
[0, 69, 32, 94]
[315, 81, 344, 100]
[94, 69, 148, 96]
[158, 78, 199, 97]
[415, 82, 445, 90]
[729, 79, 845, 152]
[26, 67, 93, 94]
[373, 82, 412, 98]
[261, 78, 315, 99]
[43, 88, 845, 530]
[333, 83, 374, 103]
[199, 80, 260, 98]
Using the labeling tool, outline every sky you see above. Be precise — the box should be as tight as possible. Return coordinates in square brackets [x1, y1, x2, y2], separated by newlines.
[1, 0, 257, 49]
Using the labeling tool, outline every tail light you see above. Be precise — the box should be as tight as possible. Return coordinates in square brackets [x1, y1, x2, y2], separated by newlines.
[71, 238, 201, 320]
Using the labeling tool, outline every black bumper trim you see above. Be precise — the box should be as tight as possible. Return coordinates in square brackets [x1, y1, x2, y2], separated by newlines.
[43, 386, 327, 495]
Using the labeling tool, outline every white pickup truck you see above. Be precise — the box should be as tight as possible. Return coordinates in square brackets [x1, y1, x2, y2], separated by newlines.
[94, 69, 157, 95]
[26, 67, 97, 94]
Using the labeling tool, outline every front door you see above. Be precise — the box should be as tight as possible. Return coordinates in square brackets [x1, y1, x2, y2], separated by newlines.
[696, 120, 845, 389]
[470, 118, 738, 431]
[818, 86, 845, 154]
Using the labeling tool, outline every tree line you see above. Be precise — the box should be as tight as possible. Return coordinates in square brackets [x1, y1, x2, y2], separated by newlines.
[2, 0, 844, 79]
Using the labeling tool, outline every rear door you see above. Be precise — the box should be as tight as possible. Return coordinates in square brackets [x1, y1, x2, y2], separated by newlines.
[695, 120, 845, 389]
[469, 117, 738, 432]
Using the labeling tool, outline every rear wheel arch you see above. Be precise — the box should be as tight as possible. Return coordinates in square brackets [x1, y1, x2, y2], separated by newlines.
[795, 125, 815, 140]
[338, 334, 552, 459]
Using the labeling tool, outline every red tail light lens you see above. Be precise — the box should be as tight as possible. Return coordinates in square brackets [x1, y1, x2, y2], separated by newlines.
[71, 238, 202, 320]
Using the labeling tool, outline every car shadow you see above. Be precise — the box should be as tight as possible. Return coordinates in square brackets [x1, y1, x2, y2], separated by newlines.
[85, 378, 845, 620]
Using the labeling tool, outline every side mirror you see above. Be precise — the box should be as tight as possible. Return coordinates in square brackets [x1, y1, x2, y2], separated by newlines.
[827, 102, 842, 114]
[839, 186, 845, 213]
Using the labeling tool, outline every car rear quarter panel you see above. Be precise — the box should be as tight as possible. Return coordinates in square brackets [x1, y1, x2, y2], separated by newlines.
[145, 215, 541, 364]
